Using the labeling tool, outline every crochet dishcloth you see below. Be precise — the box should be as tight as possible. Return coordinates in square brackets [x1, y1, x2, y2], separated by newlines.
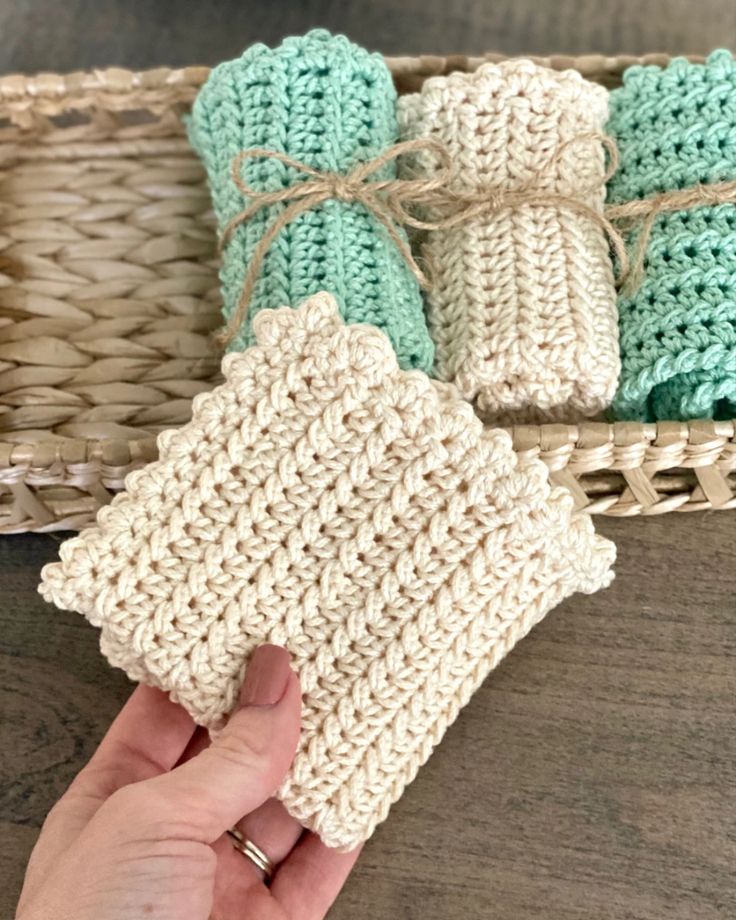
[397, 60, 620, 423]
[607, 50, 736, 421]
[39, 293, 615, 850]
[187, 28, 434, 373]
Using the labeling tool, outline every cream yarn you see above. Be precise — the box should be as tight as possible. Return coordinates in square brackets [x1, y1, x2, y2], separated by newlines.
[39, 293, 615, 850]
[398, 60, 621, 422]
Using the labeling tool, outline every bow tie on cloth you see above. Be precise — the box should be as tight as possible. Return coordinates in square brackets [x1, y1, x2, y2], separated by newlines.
[187, 28, 435, 373]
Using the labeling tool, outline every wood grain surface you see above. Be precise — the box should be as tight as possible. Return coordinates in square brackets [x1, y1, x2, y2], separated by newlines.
[2, 1, 736, 918]
[3, 516, 735, 919]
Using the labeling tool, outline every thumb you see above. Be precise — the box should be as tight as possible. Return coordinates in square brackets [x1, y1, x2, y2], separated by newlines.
[144, 644, 301, 843]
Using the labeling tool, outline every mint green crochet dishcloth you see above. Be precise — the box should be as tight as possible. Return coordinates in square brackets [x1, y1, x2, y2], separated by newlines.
[606, 49, 736, 421]
[187, 29, 434, 372]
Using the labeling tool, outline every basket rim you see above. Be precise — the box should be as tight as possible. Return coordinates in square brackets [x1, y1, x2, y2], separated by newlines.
[0, 52, 713, 102]
[1, 419, 734, 467]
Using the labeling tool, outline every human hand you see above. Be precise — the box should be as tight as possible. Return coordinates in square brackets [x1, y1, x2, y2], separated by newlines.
[16, 645, 360, 920]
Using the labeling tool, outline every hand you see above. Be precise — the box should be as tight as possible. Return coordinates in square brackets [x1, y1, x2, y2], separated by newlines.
[16, 645, 360, 920]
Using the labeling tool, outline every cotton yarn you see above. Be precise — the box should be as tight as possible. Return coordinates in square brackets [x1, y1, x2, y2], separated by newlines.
[607, 49, 736, 421]
[187, 28, 434, 373]
[39, 294, 615, 850]
[397, 60, 620, 422]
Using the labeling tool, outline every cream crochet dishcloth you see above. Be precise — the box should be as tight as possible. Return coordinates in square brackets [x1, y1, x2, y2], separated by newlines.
[40, 293, 615, 849]
[398, 60, 621, 422]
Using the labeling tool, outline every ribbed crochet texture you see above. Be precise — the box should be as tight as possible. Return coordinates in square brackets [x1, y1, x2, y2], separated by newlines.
[607, 50, 736, 421]
[187, 29, 434, 373]
[397, 60, 620, 422]
[39, 294, 615, 850]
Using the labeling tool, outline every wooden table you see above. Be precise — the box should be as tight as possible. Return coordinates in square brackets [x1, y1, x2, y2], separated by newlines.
[2, 1, 736, 917]
[3, 515, 735, 919]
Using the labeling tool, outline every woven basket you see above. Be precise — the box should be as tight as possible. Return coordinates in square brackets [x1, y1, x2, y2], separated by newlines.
[0, 52, 734, 533]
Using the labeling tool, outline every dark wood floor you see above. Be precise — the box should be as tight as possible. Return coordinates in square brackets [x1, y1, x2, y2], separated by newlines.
[3, 515, 735, 920]
[2, 2, 736, 918]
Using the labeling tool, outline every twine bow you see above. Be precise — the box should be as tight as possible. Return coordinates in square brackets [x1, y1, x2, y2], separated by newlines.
[417, 132, 630, 280]
[217, 139, 452, 346]
[218, 130, 736, 343]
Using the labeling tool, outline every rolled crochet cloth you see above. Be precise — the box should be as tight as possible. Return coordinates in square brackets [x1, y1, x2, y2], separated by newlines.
[187, 29, 434, 373]
[397, 60, 620, 422]
[39, 293, 615, 850]
[607, 49, 736, 420]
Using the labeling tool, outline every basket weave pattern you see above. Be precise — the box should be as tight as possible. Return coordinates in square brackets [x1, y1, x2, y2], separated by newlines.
[0, 55, 734, 532]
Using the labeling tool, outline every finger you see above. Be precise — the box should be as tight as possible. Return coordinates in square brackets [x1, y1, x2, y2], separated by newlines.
[178, 729, 303, 870]
[272, 833, 362, 920]
[175, 725, 210, 766]
[20, 684, 196, 903]
[211, 834, 272, 920]
[141, 645, 301, 843]
[235, 798, 303, 879]
[180, 736, 303, 879]
[80, 684, 197, 797]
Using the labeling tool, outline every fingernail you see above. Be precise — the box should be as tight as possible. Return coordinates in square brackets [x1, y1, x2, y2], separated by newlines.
[240, 645, 292, 707]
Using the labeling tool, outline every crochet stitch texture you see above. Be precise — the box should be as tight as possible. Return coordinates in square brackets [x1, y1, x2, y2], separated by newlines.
[607, 49, 736, 421]
[397, 60, 620, 422]
[39, 294, 615, 850]
[187, 28, 434, 373]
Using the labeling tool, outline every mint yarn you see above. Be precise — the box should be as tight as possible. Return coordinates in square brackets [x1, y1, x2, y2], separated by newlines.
[607, 50, 736, 421]
[188, 29, 434, 372]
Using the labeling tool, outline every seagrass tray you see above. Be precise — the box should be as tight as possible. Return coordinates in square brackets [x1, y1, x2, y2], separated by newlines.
[0, 51, 734, 533]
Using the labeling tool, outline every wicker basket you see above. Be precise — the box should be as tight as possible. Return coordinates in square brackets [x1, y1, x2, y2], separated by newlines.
[0, 52, 734, 533]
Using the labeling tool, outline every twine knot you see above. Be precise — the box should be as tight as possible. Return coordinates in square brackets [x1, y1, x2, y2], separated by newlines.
[413, 132, 631, 283]
[216, 139, 452, 347]
[216, 130, 736, 349]
[330, 174, 354, 202]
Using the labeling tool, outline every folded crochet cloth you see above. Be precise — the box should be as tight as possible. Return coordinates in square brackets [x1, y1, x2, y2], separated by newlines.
[187, 29, 434, 373]
[40, 293, 615, 849]
[607, 50, 736, 420]
[397, 60, 620, 422]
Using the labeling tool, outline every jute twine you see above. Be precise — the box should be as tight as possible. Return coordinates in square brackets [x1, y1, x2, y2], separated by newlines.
[413, 130, 629, 275]
[605, 180, 736, 294]
[216, 138, 452, 346]
[217, 134, 736, 345]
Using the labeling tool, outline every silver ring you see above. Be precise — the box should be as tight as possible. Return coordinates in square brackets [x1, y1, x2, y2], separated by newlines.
[227, 827, 275, 883]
